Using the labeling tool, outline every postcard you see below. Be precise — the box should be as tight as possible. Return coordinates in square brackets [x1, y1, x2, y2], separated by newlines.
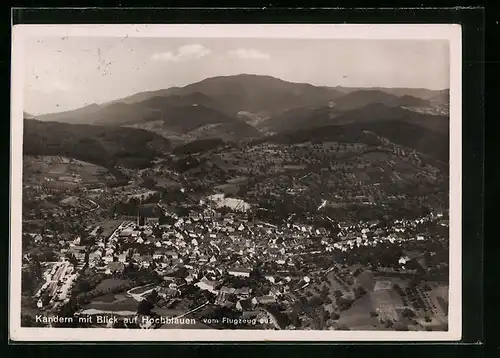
[10, 23, 462, 341]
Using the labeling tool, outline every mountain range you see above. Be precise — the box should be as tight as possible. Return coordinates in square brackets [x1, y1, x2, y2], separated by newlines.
[25, 74, 449, 167]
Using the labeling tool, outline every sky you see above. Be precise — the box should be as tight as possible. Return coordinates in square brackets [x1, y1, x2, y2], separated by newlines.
[23, 37, 450, 115]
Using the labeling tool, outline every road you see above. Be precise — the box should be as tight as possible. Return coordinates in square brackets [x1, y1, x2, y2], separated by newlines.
[260, 308, 283, 330]
[81, 198, 100, 216]
[105, 221, 128, 242]
[126, 283, 158, 302]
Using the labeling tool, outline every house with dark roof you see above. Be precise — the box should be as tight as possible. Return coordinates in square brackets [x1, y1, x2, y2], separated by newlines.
[157, 286, 179, 298]
[235, 287, 252, 298]
[252, 295, 277, 306]
[106, 261, 125, 274]
[236, 298, 255, 311]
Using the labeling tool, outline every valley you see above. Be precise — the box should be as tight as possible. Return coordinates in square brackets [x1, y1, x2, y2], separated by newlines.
[21, 73, 450, 332]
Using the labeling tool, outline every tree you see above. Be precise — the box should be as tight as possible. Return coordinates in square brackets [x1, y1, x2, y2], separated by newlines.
[66, 253, 79, 267]
[137, 298, 154, 315]
[139, 215, 146, 226]
[334, 290, 343, 299]
[354, 286, 367, 299]
[401, 308, 415, 318]
[55, 299, 79, 327]
[394, 322, 409, 331]
[41, 291, 52, 306]
[289, 312, 301, 327]
[336, 297, 353, 311]
[308, 296, 324, 307]
[158, 213, 168, 225]
[21, 314, 45, 327]
[21, 270, 36, 295]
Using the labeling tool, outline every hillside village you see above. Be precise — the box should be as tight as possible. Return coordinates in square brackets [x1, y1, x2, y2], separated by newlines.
[22, 153, 449, 331]
[20, 74, 450, 332]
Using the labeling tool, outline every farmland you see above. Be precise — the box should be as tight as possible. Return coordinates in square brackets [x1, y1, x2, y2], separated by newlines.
[94, 278, 130, 292]
[83, 295, 139, 312]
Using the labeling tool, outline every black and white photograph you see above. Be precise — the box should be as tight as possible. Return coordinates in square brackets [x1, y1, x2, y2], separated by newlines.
[10, 24, 462, 341]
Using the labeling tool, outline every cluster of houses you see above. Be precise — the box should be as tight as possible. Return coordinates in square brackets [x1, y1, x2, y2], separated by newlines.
[24, 177, 447, 325]
[59, 203, 445, 315]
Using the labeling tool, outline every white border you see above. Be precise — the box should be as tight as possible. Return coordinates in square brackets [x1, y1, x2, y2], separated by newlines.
[10, 24, 462, 342]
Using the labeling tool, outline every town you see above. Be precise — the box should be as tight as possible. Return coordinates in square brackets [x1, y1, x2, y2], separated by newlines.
[21, 149, 449, 331]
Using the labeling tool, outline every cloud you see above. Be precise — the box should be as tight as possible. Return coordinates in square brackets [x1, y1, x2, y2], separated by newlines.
[151, 44, 211, 62]
[151, 52, 177, 61]
[228, 48, 271, 60]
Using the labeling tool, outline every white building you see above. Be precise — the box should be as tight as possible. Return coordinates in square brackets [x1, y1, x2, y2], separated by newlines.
[195, 278, 219, 293]
[227, 268, 251, 278]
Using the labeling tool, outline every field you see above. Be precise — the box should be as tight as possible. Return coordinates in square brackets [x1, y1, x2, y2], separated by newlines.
[214, 176, 249, 195]
[290, 268, 437, 331]
[337, 293, 383, 330]
[372, 275, 410, 289]
[23, 155, 111, 187]
[45, 181, 79, 189]
[358, 151, 391, 162]
[94, 278, 130, 292]
[370, 289, 403, 322]
[215, 183, 239, 195]
[48, 163, 68, 174]
[91, 293, 117, 303]
[421, 283, 449, 318]
[300, 273, 351, 311]
[151, 307, 184, 316]
[83, 296, 139, 311]
[283, 164, 307, 170]
[153, 177, 181, 189]
[226, 176, 248, 184]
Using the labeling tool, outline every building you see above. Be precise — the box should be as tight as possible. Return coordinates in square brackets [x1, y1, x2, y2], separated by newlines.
[227, 267, 252, 278]
[264, 275, 275, 284]
[252, 296, 277, 306]
[195, 278, 220, 294]
[215, 289, 236, 306]
[157, 286, 179, 298]
[269, 287, 282, 299]
[235, 287, 251, 298]
[236, 298, 254, 311]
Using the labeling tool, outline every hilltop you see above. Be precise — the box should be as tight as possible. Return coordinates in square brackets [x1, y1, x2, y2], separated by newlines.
[23, 118, 171, 169]
[260, 103, 448, 137]
[266, 117, 448, 162]
[29, 74, 449, 161]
